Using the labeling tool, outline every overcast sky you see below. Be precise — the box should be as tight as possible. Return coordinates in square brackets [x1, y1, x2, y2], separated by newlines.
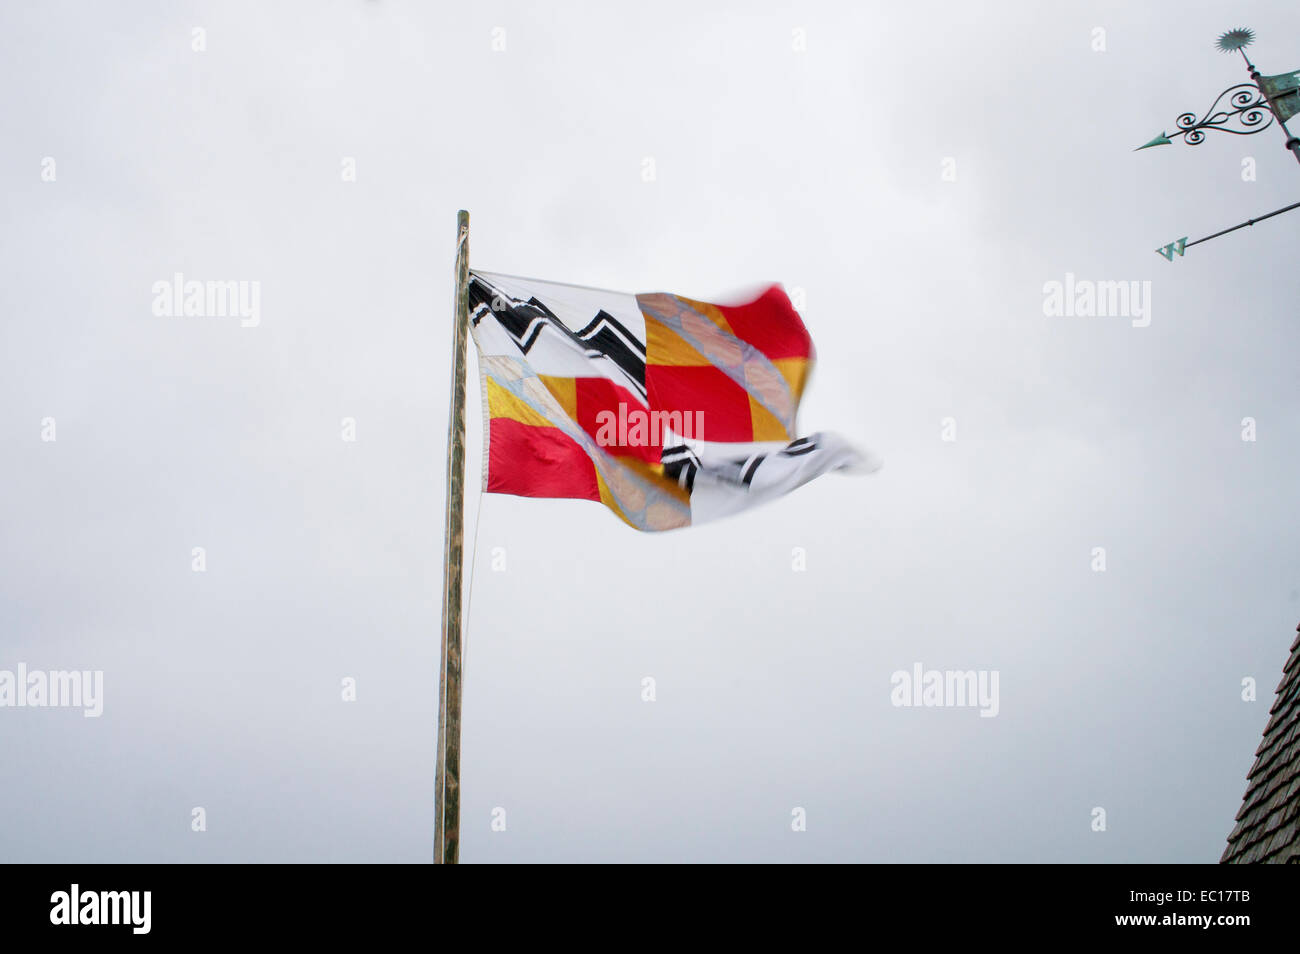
[2, 0, 1298, 862]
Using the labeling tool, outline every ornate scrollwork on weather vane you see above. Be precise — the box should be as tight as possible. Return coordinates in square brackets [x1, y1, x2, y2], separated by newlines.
[1172, 84, 1273, 144]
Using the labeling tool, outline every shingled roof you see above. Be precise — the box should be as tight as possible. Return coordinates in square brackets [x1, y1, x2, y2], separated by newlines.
[1222, 621, 1300, 863]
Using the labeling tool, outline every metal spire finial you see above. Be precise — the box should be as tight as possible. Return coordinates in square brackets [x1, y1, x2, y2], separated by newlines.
[1216, 28, 1255, 54]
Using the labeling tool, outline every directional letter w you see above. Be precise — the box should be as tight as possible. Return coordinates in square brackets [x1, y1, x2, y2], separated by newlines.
[1156, 237, 1188, 261]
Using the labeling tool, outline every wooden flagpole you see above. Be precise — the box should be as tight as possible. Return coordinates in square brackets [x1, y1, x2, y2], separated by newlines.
[435, 209, 470, 864]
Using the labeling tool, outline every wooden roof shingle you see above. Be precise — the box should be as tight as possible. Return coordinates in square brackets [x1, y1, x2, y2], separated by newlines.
[1222, 621, 1300, 863]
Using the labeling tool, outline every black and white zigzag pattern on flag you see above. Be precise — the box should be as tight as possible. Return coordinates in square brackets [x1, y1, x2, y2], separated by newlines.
[664, 434, 850, 497]
[661, 444, 702, 492]
[686, 432, 875, 523]
[468, 273, 647, 400]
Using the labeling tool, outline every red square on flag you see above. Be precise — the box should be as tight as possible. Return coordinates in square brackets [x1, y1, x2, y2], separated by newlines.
[717, 287, 812, 361]
[574, 377, 660, 463]
[487, 417, 601, 501]
[646, 364, 753, 442]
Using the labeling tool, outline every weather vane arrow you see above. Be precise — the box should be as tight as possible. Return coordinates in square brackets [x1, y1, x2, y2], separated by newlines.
[1139, 28, 1300, 259]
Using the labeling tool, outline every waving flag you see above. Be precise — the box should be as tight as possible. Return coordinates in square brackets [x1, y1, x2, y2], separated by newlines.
[468, 270, 876, 530]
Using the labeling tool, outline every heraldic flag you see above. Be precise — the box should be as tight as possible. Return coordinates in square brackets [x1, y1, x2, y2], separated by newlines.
[468, 271, 877, 531]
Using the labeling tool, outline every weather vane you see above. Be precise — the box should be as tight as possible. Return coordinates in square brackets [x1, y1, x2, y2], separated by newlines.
[1138, 28, 1300, 260]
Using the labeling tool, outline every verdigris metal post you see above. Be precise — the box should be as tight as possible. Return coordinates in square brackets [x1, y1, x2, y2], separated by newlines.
[1236, 45, 1300, 165]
